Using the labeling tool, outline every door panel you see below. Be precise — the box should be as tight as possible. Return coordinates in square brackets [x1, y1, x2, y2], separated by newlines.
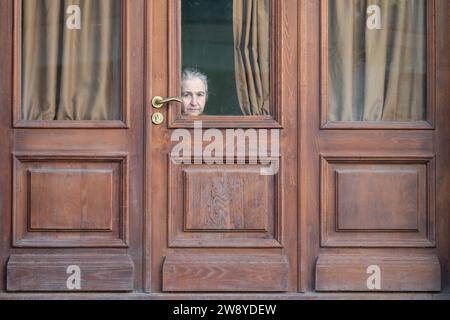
[320, 156, 435, 248]
[316, 254, 441, 292]
[167, 161, 282, 248]
[162, 254, 289, 292]
[1, 0, 144, 293]
[146, 0, 298, 293]
[12, 153, 128, 248]
[7, 254, 134, 292]
[301, 0, 449, 293]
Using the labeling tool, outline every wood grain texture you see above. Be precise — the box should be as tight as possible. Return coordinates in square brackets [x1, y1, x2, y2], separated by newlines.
[320, 156, 435, 247]
[336, 169, 419, 231]
[299, 0, 448, 295]
[1, 0, 145, 294]
[163, 254, 289, 292]
[12, 154, 128, 248]
[148, 0, 298, 292]
[435, 0, 450, 291]
[184, 168, 270, 231]
[0, 0, 447, 298]
[316, 254, 441, 292]
[29, 168, 113, 231]
[168, 162, 279, 248]
[0, 0, 13, 297]
[7, 254, 134, 292]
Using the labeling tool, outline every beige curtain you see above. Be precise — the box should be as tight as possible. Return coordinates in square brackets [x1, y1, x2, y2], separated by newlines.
[328, 0, 426, 121]
[233, 0, 270, 116]
[22, 0, 121, 121]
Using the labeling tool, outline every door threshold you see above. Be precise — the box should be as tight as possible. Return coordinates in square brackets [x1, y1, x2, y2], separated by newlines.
[0, 292, 448, 300]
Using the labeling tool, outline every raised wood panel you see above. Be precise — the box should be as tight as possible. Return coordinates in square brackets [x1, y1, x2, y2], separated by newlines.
[29, 169, 113, 231]
[336, 169, 419, 231]
[168, 158, 282, 248]
[316, 254, 441, 292]
[321, 156, 435, 247]
[184, 169, 270, 231]
[13, 154, 129, 247]
[7, 254, 134, 292]
[163, 254, 289, 292]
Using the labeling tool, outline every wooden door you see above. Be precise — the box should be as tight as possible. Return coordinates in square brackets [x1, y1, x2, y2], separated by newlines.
[1, 0, 449, 298]
[146, 0, 298, 292]
[1, 0, 145, 293]
[301, 0, 450, 293]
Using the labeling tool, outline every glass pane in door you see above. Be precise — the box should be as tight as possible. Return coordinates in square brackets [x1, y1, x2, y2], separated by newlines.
[21, 0, 121, 121]
[182, 0, 271, 116]
[328, 0, 427, 122]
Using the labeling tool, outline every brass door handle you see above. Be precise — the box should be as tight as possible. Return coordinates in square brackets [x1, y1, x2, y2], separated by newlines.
[152, 96, 183, 109]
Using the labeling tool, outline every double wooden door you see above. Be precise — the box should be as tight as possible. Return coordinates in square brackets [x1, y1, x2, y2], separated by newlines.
[0, 0, 449, 297]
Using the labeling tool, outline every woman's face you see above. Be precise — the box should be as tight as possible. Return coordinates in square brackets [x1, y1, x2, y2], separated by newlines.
[181, 78, 207, 116]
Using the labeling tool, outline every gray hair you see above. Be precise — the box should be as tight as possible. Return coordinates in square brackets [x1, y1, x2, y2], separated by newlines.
[182, 68, 208, 98]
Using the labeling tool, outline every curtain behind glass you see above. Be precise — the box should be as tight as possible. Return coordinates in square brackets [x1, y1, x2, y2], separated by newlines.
[233, 0, 270, 116]
[22, 0, 121, 121]
[328, 0, 426, 121]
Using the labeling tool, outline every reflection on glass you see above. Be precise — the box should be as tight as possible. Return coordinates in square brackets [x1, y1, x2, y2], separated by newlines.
[21, 0, 121, 121]
[182, 0, 271, 116]
[328, 0, 427, 122]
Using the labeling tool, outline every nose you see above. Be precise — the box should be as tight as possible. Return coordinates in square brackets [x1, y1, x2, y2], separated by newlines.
[191, 95, 198, 106]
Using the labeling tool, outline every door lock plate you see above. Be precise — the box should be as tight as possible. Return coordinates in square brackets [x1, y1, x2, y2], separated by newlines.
[152, 112, 164, 125]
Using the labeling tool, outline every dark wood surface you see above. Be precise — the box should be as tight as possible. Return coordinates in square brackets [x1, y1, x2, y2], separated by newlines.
[316, 254, 441, 292]
[320, 156, 435, 248]
[7, 254, 134, 292]
[12, 153, 129, 248]
[1, 0, 145, 294]
[299, 0, 449, 294]
[162, 254, 289, 292]
[0, 0, 448, 298]
[435, 0, 450, 290]
[146, 0, 298, 293]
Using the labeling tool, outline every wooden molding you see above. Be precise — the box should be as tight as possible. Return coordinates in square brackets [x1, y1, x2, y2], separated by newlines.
[163, 254, 289, 292]
[7, 254, 134, 292]
[320, 155, 436, 248]
[316, 253, 441, 292]
[12, 152, 129, 248]
[168, 156, 283, 248]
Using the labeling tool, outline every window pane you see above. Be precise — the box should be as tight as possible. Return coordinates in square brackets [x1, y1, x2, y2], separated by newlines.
[182, 0, 271, 116]
[328, 0, 427, 122]
[21, 0, 121, 121]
